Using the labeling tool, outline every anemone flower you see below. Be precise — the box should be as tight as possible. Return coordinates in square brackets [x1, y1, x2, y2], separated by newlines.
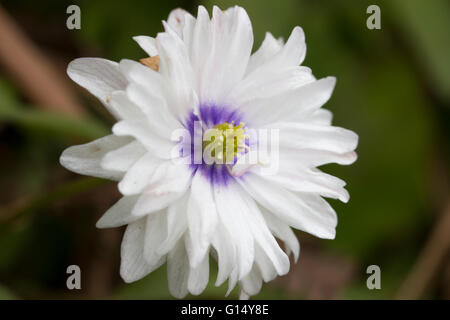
[60, 5, 358, 299]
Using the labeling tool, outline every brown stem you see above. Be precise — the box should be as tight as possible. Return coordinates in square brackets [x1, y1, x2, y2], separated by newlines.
[396, 201, 450, 299]
[0, 6, 85, 117]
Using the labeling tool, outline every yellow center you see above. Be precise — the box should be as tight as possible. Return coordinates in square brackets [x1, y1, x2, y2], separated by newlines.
[203, 121, 248, 164]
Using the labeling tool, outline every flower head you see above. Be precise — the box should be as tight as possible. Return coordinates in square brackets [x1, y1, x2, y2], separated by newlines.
[60, 5, 358, 298]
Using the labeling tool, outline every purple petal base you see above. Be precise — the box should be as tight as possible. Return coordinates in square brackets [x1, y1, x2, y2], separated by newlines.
[183, 103, 247, 186]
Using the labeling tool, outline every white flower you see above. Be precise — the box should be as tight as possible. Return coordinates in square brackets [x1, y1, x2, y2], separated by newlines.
[60, 5, 358, 299]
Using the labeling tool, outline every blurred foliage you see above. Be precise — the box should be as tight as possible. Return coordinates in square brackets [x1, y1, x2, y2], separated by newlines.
[388, 0, 450, 101]
[0, 0, 449, 299]
[0, 78, 108, 140]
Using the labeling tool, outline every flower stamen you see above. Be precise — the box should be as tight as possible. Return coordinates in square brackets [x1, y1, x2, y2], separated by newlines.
[203, 121, 249, 164]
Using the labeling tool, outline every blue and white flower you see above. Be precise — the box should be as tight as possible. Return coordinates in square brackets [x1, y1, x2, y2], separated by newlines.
[60, 6, 358, 299]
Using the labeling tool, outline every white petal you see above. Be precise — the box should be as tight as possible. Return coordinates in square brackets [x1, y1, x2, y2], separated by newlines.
[124, 81, 180, 138]
[143, 162, 192, 195]
[226, 267, 239, 296]
[270, 122, 359, 154]
[186, 172, 218, 267]
[262, 167, 350, 202]
[187, 246, 210, 295]
[119, 59, 165, 95]
[143, 210, 168, 266]
[240, 267, 263, 296]
[67, 58, 127, 118]
[133, 36, 158, 56]
[279, 147, 357, 168]
[167, 238, 189, 299]
[231, 149, 259, 177]
[157, 26, 195, 117]
[246, 32, 283, 75]
[157, 194, 188, 255]
[131, 192, 180, 218]
[260, 208, 300, 262]
[120, 219, 161, 283]
[101, 140, 146, 172]
[181, 11, 196, 58]
[189, 6, 212, 97]
[119, 59, 180, 134]
[230, 66, 315, 109]
[307, 108, 333, 125]
[271, 26, 306, 68]
[233, 183, 290, 276]
[96, 195, 141, 229]
[131, 163, 192, 216]
[199, 6, 253, 102]
[167, 8, 193, 37]
[108, 90, 146, 122]
[211, 226, 235, 286]
[118, 153, 162, 195]
[244, 77, 335, 126]
[242, 26, 305, 85]
[254, 243, 277, 282]
[112, 120, 174, 159]
[214, 183, 254, 279]
[239, 290, 250, 300]
[238, 173, 337, 239]
[60, 134, 131, 181]
[286, 77, 337, 121]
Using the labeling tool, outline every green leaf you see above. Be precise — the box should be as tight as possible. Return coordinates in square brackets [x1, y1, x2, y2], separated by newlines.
[0, 105, 108, 141]
[0, 77, 20, 111]
[0, 77, 108, 141]
[387, 0, 450, 101]
[0, 177, 106, 225]
[0, 285, 15, 300]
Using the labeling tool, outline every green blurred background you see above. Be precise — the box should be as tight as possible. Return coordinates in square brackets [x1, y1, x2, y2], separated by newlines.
[0, 0, 449, 299]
